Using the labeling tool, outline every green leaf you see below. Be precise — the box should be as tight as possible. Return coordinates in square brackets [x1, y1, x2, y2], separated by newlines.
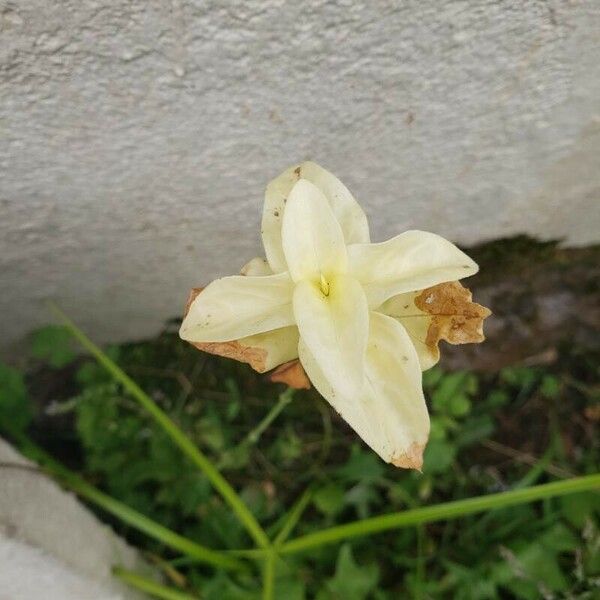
[0, 363, 32, 434]
[429, 416, 447, 440]
[224, 378, 241, 420]
[30, 325, 76, 368]
[538, 522, 578, 552]
[455, 415, 495, 448]
[275, 577, 306, 600]
[495, 523, 579, 598]
[322, 545, 379, 600]
[486, 389, 510, 409]
[336, 447, 385, 484]
[313, 484, 345, 517]
[423, 439, 456, 473]
[200, 571, 259, 600]
[448, 393, 471, 417]
[345, 484, 380, 519]
[560, 492, 600, 528]
[539, 375, 560, 399]
[422, 366, 444, 389]
[431, 372, 476, 416]
[500, 367, 538, 389]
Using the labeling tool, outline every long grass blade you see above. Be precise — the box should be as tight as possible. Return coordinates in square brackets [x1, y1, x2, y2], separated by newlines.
[262, 551, 276, 600]
[51, 304, 269, 549]
[273, 486, 313, 546]
[280, 474, 600, 554]
[114, 567, 199, 600]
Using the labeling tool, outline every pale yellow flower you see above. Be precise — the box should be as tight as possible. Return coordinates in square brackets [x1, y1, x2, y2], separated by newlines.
[181, 162, 483, 469]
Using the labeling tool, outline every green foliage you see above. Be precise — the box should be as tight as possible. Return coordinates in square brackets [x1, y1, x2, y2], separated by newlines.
[1, 325, 599, 598]
[317, 545, 379, 600]
[0, 363, 32, 434]
[30, 325, 77, 368]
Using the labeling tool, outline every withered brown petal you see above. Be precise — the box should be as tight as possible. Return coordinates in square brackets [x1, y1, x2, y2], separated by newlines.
[268, 359, 311, 390]
[414, 281, 492, 347]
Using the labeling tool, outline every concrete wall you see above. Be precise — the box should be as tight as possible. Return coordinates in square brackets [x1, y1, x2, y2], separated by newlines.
[0, 438, 152, 599]
[1, 0, 599, 353]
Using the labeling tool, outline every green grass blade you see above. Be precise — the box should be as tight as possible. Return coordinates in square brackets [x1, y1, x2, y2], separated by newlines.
[245, 388, 294, 446]
[280, 474, 600, 554]
[114, 567, 199, 600]
[262, 551, 276, 600]
[12, 431, 245, 571]
[51, 304, 269, 549]
[273, 486, 313, 546]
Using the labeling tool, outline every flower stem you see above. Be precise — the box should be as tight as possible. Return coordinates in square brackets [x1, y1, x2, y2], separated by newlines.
[50, 303, 270, 549]
[280, 474, 600, 554]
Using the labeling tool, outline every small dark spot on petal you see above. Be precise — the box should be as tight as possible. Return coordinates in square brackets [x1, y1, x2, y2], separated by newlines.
[403, 304, 409, 309]
[274, 210, 279, 217]
[402, 355, 409, 362]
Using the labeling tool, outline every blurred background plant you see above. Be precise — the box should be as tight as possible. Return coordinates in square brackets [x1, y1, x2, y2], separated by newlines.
[1, 302, 598, 598]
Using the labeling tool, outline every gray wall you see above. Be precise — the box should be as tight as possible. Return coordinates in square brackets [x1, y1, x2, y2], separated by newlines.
[1, 0, 599, 353]
[0, 438, 152, 599]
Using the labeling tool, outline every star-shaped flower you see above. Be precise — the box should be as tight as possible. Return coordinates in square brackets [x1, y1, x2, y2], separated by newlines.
[180, 162, 490, 469]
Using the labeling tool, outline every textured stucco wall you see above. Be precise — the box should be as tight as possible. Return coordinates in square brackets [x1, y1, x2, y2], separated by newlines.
[1, 0, 599, 353]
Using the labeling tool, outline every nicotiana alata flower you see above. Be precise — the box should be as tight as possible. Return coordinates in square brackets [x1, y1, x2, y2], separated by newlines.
[180, 162, 490, 469]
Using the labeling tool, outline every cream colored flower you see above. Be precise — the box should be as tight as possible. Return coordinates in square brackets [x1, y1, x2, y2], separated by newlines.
[181, 162, 484, 469]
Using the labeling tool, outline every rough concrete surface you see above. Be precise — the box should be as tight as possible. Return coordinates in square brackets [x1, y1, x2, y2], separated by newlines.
[1, 1, 599, 353]
[0, 438, 152, 599]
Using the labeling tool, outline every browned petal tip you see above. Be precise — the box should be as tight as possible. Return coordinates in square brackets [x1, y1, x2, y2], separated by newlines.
[391, 442, 425, 471]
[269, 359, 311, 390]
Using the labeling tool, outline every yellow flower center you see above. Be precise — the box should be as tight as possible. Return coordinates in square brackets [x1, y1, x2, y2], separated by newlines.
[319, 273, 330, 297]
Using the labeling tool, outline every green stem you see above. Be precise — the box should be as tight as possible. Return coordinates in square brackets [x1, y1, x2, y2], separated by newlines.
[51, 304, 269, 549]
[262, 551, 276, 600]
[514, 444, 554, 489]
[273, 486, 313, 546]
[280, 474, 600, 554]
[13, 432, 245, 571]
[113, 567, 199, 600]
[246, 388, 294, 446]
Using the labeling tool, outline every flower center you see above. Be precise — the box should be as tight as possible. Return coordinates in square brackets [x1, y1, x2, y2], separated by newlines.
[319, 273, 330, 297]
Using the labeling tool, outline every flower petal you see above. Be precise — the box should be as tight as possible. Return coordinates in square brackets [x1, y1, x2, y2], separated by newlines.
[180, 273, 295, 342]
[236, 326, 300, 371]
[262, 161, 370, 272]
[282, 179, 348, 283]
[380, 292, 440, 371]
[293, 274, 368, 398]
[240, 257, 273, 276]
[348, 230, 479, 308]
[299, 312, 430, 469]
